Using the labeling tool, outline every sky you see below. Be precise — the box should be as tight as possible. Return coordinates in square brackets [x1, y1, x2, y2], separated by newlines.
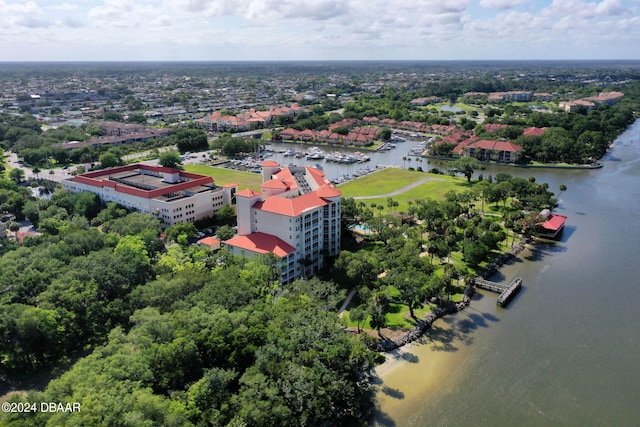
[0, 0, 639, 61]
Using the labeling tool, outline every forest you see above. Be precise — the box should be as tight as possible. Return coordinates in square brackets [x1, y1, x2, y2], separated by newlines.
[0, 180, 378, 426]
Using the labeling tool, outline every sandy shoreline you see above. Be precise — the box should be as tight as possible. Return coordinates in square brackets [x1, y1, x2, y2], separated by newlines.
[372, 313, 476, 426]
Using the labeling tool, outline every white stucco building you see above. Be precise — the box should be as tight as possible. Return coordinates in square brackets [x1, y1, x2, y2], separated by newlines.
[62, 164, 237, 225]
[225, 161, 341, 283]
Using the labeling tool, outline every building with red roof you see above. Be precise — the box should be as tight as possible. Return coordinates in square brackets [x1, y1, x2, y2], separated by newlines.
[462, 139, 523, 162]
[537, 209, 568, 239]
[62, 164, 237, 225]
[224, 161, 342, 283]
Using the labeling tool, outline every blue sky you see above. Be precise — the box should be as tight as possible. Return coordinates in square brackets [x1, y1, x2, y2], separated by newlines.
[1, 0, 639, 61]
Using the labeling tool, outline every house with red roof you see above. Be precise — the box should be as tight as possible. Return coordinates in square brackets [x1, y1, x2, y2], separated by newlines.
[462, 140, 523, 162]
[537, 209, 567, 239]
[523, 127, 547, 137]
[224, 161, 341, 283]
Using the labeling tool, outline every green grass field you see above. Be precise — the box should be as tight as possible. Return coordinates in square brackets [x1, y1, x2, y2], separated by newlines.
[338, 168, 474, 212]
[183, 164, 263, 190]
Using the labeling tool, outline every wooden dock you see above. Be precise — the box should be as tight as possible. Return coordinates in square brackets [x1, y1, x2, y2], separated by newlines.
[474, 277, 508, 293]
[474, 277, 522, 307]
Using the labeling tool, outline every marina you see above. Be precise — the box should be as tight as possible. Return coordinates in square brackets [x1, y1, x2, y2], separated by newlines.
[259, 137, 432, 182]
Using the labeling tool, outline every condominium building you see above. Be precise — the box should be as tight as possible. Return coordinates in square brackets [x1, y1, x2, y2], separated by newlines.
[62, 164, 237, 225]
[225, 161, 341, 283]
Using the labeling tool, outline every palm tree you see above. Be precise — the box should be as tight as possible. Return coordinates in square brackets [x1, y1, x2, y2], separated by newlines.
[558, 184, 567, 197]
[402, 156, 407, 169]
[32, 167, 41, 180]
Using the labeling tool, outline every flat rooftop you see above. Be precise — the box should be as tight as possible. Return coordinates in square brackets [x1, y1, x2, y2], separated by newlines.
[68, 164, 219, 200]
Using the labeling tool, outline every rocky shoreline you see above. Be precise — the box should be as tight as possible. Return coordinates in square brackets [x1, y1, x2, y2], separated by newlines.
[377, 238, 530, 352]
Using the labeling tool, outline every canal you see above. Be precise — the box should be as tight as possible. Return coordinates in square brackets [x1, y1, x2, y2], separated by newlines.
[371, 120, 640, 426]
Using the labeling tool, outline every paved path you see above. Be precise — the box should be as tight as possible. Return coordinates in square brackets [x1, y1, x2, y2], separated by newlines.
[352, 176, 443, 200]
[338, 288, 357, 318]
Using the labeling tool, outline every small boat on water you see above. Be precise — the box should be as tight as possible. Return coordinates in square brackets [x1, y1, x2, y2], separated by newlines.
[305, 147, 326, 159]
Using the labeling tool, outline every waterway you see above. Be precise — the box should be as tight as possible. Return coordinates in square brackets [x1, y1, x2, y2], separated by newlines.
[263, 137, 429, 182]
[372, 119, 640, 426]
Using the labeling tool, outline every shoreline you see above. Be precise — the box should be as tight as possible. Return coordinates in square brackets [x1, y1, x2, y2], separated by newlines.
[425, 155, 603, 170]
[375, 238, 530, 353]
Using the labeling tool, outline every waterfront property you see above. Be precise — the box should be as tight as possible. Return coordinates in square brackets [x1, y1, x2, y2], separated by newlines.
[225, 161, 341, 283]
[537, 209, 568, 239]
[62, 164, 237, 225]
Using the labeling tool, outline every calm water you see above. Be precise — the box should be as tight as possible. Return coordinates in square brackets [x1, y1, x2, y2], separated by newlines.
[373, 120, 640, 427]
[264, 139, 429, 181]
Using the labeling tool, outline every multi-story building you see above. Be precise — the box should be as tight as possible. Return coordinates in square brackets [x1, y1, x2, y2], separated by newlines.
[225, 161, 341, 283]
[62, 164, 237, 225]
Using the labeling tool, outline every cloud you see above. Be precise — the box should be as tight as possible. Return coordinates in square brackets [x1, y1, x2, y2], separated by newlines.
[50, 3, 78, 11]
[16, 16, 51, 29]
[542, 0, 630, 18]
[479, 0, 530, 10]
[61, 17, 85, 29]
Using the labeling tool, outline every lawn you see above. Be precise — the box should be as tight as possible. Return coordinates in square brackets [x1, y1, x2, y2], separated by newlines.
[339, 168, 474, 212]
[338, 168, 426, 197]
[183, 165, 263, 190]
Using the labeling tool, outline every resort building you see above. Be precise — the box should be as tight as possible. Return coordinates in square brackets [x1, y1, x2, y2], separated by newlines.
[455, 139, 523, 162]
[62, 164, 237, 225]
[225, 161, 342, 283]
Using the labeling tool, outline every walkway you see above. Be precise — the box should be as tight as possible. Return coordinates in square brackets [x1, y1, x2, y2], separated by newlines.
[338, 288, 357, 318]
[352, 177, 443, 200]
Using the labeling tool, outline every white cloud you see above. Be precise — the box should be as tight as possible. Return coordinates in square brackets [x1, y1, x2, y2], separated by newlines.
[479, 0, 530, 9]
[50, 3, 78, 11]
[0, 0, 637, 60]
[542, 0, 630, 18]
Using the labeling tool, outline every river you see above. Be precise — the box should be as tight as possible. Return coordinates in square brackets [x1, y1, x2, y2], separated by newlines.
[371, 120, 640, 427]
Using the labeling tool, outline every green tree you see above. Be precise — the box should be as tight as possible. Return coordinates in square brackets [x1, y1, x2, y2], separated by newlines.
[216, 224, 235, 241]
[98, 151, 123, 168]
[215, 204, 236, 226]
[158, 151, 183, 169]
[9, 168, 25, 183]
[377, 127, 392, 141]
[165, 222, 197, 243]
[448, 157, 480, 182]
[348, 305, 366, 333]
[368, 293, 389, 337]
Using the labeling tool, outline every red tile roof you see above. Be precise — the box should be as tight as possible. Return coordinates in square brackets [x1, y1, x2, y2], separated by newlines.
[257, 192, 329, 216]
[237, 188, 261, 198]
[523, 127, 547, 137]
[262, 179, 289, 190]
[306, 167, 330, 187]
[261, 160, 279, 167]
[472, 140, 523, 152]
[540, 213, 567, 232]
[271, 168, 298, 192]
[197, 237, 221, 246]
[316, 185, 342, 198]
[225, 232, 296, 257]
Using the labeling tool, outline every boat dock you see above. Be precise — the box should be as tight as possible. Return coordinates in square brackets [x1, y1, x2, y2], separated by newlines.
[474, 277, 523, 307]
